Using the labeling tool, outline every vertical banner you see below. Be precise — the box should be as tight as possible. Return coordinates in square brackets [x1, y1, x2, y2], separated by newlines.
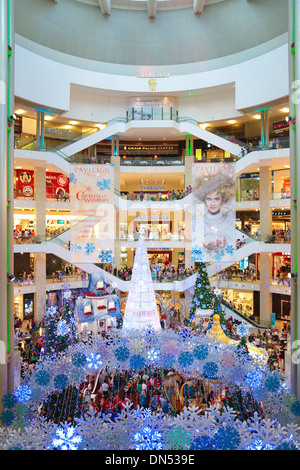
[192, 163, 236, 262]
[46, 171, 69, 199]
[16, 169, 34, 198]
[70, 164, 115, 263]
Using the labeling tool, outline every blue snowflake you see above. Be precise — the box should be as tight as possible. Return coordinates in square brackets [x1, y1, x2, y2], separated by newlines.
[225, 244, 235, 255]
[98, 250, 114, 263]
[191, 246, 204, 261]
[244, 439, 275, 450]
[245, 370, 264, 389]
[86, 353, 103, 370]
[97, 178, 113, 191]
[14, 385, 32, 403]
[133, 426, 163, 450]
[52, 426, 82, 450]
[70, 243, 81, 253]
[69, 172, 77, 184]
[212, 426, 241, 450]
[237, 323, 249, 337]
[85, 243, 96, 255]
[214, 251, 225, 262]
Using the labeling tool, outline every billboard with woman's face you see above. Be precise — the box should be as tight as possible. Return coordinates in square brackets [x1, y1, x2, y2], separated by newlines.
[192, 163, 236, 263]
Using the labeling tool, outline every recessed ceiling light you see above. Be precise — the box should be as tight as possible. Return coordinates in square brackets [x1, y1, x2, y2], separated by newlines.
[253, 114, 261, 120]
[281, 107, 289, 113]
[69, 120, 79, 125]
[44, 116, 53, 121]
[15, 109, 25, 115]
[227, 120, 236, 125]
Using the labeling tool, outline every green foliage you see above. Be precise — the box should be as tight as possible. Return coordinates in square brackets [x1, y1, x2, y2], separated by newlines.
[43, 299, 78, 355]
[41, 385, 84, 425]
[189, 263, 214, 323]
[220, 386, 264, 421]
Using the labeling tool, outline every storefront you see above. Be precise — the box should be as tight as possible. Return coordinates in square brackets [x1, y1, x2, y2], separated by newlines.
[238, 172, 260, 201]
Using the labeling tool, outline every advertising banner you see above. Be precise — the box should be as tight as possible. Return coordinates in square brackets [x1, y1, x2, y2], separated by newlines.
[16, 169, 34, 198]
[46, 172, 69, 200]
[191, 163, 236, 262]
[70, 164, 115, 264]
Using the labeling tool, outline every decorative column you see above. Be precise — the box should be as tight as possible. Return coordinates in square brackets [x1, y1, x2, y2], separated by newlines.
[34, 167, 47, 321]
[34, 253, 47, 323]
[259, 253, 272, 325]
[289, 0, 300, 399]
[259, 166, 272, 326]
[0, 0, 15, 405]
[260, 109, 269, 149]
[259, 166, 272, 237]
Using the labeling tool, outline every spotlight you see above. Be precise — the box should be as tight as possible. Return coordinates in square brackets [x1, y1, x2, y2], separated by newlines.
[7, 273, 15, 281]
[8, 114, 17, 122]
[291, 272, 297, 278]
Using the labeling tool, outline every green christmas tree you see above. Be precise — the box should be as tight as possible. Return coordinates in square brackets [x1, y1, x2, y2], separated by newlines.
[220, 386, 264, 421]
[43, 299, 78, 355]
[188, 263, 214, 324]
[41, 385, 84, 424]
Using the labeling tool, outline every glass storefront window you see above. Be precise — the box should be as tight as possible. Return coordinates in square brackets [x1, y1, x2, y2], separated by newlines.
[239, 174, 260, 201]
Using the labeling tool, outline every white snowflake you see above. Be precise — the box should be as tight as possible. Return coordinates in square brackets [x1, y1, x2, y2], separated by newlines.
[55, 320, 70, 337]
[52, 424, 82, 450]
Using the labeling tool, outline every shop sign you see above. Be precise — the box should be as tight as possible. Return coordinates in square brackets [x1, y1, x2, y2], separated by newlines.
[272, 210, 289, 216]
[57, 220, 65, 225]
[140, 185, 166, 191]
[273, 120, 289, 131]
[239, 173, 260, 179]
[46, 171, 69, 199]
[16, 169, 34, 197]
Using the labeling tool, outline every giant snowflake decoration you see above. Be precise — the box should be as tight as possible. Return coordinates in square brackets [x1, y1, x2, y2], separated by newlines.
[225, 244, 235, 255]
[98, 250, 114, 263]
[133, 426, 163, 450]
[70, 243, 81, 253]
[165, 428, 192, 450]
[14, 386, 32, 403]
[191, 246, 204, 262]
[84, 243, 96, 255]
[97, 178, 113, 191]
[55, 320, 70, 337]
[237, 323, 249, 337]
[52, 425, 82, 450]
[147, 347, 160, 362]
[86, 353, 103, 370]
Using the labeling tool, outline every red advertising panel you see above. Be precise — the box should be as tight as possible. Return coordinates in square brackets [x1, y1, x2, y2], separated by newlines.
[283, 178, 291, 193]
[16, 169, 34, 198]
[46, 172, 69, 199]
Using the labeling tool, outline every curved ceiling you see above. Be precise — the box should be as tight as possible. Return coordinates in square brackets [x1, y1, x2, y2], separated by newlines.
[15, 0, 288, 68]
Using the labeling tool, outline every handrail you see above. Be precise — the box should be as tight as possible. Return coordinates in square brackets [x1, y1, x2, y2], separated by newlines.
[221, 299, 268, 329]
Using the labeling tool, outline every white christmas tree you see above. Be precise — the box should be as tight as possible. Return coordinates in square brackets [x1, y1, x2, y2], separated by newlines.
[122, 228, 161, 332]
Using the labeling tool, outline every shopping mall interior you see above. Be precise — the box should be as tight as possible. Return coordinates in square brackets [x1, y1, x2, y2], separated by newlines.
[1, 0, 300, 452]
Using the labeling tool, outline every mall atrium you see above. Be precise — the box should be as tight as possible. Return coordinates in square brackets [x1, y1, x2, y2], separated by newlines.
[0, 0, 300, 452]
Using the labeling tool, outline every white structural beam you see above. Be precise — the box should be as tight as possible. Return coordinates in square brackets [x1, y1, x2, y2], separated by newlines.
[193, 0, 206, 14]
[147, 0, 157, 19]
[97, 0, 111, 16]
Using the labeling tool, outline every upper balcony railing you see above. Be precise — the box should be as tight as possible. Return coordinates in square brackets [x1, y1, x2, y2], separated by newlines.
[14, 110, 290, 166]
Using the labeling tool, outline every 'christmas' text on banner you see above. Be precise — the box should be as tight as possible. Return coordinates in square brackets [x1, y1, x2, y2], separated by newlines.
[70, 164, 115, 263]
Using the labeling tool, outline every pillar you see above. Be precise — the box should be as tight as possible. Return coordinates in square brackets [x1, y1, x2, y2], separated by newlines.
[36, 111, 45, 149]
[34, 167, 47, 320]
[290, 0, 300, 399]
[259, 253, 272, 325]
[259, 166, 272, 237]
[34, 253, 47, 322]
[0, 0, 15, 405]
[260, 109, 269, 149]
[34, 167, 46, 239]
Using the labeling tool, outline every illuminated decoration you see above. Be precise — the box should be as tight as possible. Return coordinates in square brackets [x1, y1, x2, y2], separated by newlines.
[192, 163, 236, 262]
[188, 263, 214, 324]
[70, 164, 114, 263]
[148, 78, 157, 91]
[122, 228, 161, 332]
[52, 425, 82, 450]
